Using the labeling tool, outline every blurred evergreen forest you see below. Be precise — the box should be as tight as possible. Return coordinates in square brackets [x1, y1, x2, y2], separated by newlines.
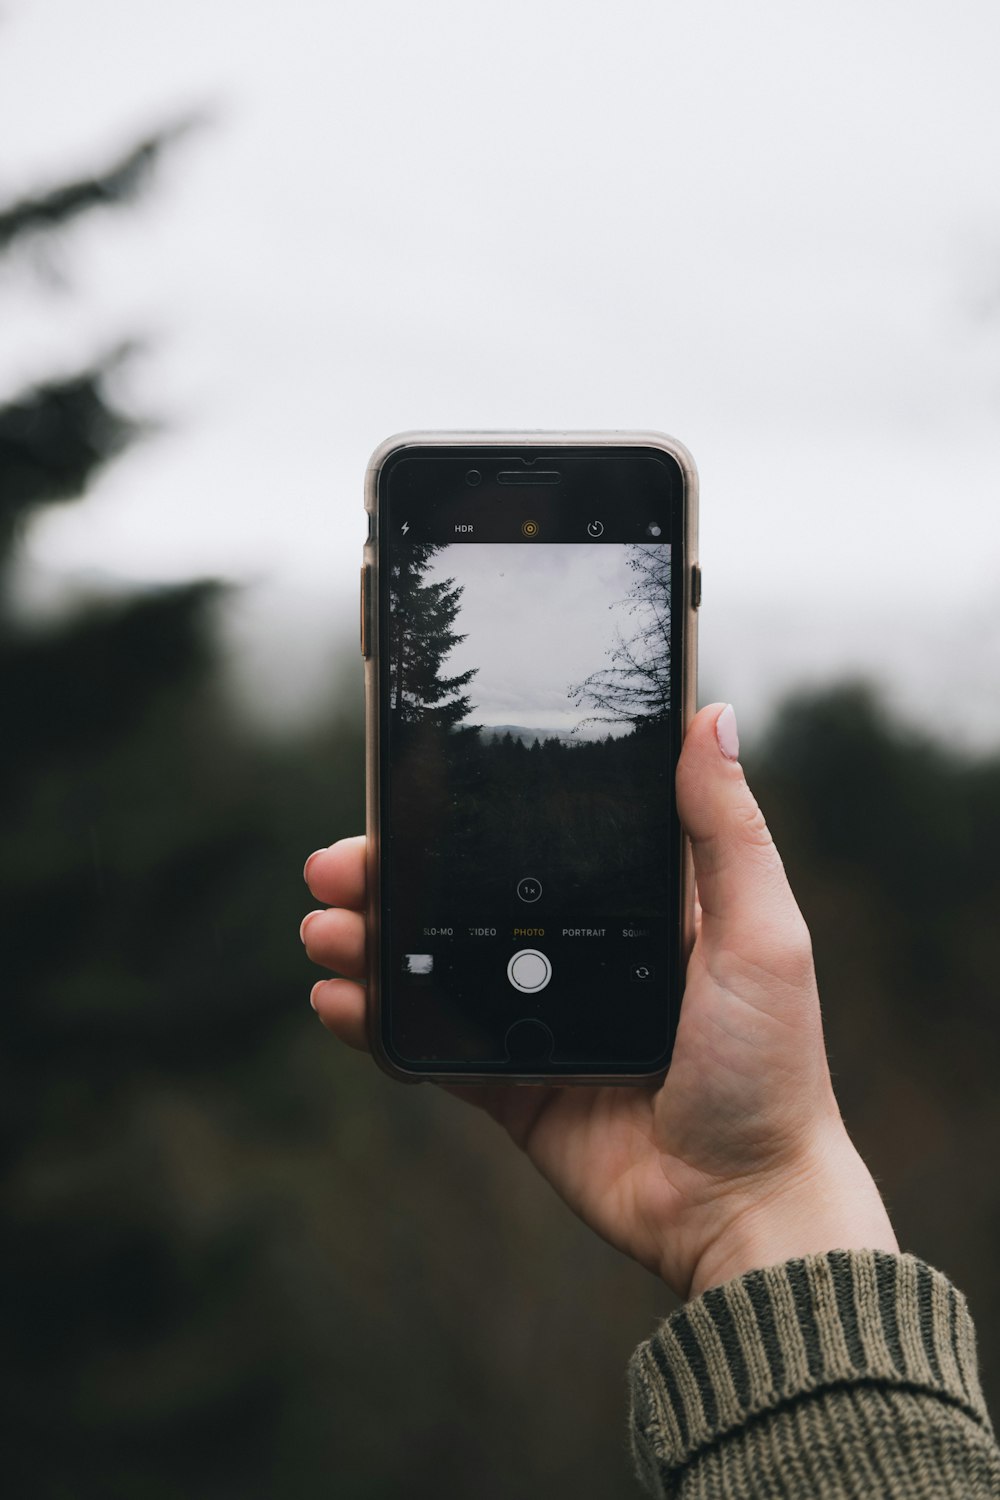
[1, 133, 998, 1500]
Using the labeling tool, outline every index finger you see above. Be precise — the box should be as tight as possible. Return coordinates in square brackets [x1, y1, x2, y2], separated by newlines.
[304, 835, 366, 911]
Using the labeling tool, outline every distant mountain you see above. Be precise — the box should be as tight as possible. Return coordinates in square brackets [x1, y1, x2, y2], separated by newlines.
[479, 723, 602, 746]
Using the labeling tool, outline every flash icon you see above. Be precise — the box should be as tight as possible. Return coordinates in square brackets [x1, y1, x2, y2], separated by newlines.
[401, 522, 410, 535]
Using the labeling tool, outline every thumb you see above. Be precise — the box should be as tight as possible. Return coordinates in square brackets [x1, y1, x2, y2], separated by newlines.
[677, 703, 813, 984]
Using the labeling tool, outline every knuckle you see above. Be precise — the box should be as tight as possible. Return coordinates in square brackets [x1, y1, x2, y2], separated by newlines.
[778, 916, 817, 988]
[731, 792, 774, 851]
[713, 909, 817, 997]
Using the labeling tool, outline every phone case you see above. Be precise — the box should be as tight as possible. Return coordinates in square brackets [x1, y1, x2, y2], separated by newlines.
[362, 431, 699, 1085]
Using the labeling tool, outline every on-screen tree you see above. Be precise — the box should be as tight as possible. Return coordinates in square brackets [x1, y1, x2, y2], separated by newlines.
[569, 544, 671, 732]
[389, 541, 477, 729]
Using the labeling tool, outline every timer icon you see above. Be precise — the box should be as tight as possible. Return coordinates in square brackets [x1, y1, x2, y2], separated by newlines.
[587, 520, 604, 538]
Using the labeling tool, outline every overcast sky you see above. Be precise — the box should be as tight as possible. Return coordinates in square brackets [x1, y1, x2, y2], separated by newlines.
[1, 0, 999, 742]
[424, 543, 656, 733]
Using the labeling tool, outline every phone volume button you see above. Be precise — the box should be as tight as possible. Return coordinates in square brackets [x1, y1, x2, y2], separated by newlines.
[360, 565, 369, 657]
[691, 564, 702, 610]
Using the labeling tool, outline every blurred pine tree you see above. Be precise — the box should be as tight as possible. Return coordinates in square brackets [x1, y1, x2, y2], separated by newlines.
[0, 132, 363, 1498]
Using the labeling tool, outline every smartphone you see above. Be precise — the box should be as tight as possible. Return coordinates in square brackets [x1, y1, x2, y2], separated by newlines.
[362, 432, 699, 1083]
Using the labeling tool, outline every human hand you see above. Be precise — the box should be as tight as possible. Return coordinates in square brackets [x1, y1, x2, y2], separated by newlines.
[301, 703, 897, 1300]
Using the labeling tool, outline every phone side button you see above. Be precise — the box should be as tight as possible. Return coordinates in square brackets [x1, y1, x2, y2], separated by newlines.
[691, 563, 702, 610]
[360, 564, 370, 657]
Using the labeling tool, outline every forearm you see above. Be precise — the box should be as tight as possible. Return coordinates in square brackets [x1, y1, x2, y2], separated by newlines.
[628, 1250, 1000, 1499]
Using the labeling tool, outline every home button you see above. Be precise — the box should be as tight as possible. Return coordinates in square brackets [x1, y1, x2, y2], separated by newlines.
[504, 1018, 555, 1064]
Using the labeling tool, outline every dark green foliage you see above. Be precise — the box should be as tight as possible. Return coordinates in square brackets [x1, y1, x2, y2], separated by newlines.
[754, 682, 1000, 1036]
[0, 358, 141, 563]
[0, 127, 195, 254]
[0, 130, 360, 1497]
[0, 581, 222, 778]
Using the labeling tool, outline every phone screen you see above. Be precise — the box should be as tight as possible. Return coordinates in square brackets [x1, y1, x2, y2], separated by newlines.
[375, 446, 687, 1075]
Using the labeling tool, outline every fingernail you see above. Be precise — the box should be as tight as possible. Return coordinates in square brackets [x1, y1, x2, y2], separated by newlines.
[300, 910, 323, 943]
[310, 981, 323, 1011]
[303, 848, 327, 883]
[716, 703, 740, 761]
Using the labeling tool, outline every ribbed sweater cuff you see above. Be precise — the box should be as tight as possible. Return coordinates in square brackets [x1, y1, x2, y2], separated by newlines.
[628, 1250, 992, 1481]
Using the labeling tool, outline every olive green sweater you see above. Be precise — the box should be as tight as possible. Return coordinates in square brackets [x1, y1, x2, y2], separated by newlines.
[627, 1250, 999, 1497]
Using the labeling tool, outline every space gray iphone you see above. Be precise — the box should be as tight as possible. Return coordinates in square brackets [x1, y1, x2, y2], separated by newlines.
[361, 432, 699, 1083]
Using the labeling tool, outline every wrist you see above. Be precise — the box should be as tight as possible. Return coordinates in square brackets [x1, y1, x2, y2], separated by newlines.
[684, 1126, 898, 1301]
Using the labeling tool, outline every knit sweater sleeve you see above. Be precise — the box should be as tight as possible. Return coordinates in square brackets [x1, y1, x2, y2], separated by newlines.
[627, 1250, 1000, 1498]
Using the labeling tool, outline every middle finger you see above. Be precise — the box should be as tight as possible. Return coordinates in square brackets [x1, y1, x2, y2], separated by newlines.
[301, 906, 367, 979]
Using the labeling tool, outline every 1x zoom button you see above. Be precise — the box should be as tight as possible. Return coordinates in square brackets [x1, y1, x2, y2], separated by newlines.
[507, 949, 552, 993]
